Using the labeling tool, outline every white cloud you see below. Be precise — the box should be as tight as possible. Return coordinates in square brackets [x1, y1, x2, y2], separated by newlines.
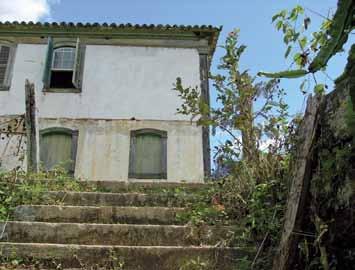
[0, 0, 59, 22]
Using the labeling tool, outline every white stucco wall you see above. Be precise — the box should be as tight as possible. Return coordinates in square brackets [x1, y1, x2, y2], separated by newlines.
[0, 44, 200, 120]
[0, 43, 205, 182]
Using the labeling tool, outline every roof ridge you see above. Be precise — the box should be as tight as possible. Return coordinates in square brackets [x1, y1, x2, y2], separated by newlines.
[0, 21, 222, 31]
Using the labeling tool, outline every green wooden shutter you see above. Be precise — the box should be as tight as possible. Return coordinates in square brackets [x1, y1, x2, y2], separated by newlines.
[42, 37, 53, 89]
[3, 46, 16, 88]
[40, 132, 73, 173]
[134, 134, 162, 176]
[72, 38, 85, 89]
[129, 129, 167, 179]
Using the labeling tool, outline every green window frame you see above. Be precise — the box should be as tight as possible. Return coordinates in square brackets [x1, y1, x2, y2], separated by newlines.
[39, 127, 79, 175]
[129, 129, 167, 179]
[42, 37, 85, 93]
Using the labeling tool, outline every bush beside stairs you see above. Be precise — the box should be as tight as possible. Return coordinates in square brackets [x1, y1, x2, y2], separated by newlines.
[0, 181, 250, 269]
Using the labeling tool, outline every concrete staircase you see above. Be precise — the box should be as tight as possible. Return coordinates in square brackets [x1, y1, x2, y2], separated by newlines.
[0, 181, 250, 269]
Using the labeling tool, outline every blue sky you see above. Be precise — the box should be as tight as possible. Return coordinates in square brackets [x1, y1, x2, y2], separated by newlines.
[1, 0, 353, 161]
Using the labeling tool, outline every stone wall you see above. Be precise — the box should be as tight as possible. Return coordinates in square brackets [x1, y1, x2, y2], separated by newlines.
[292, 45, 355, 269]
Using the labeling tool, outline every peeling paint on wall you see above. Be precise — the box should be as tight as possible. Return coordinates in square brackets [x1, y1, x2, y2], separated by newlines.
[39, 118, 204, 182]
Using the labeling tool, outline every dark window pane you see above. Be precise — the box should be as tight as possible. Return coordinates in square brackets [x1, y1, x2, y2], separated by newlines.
[0, 46, 10, 65]
[0, 66, 6, 85]
[50, 70, 75, 88]
[0, 46, 10, 84]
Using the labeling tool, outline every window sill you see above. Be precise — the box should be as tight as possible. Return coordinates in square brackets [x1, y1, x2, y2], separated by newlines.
[0, 86, 10, 91]
[43, 87, 81, 93]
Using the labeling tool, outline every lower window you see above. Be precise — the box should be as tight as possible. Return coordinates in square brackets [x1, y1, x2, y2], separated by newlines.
[40, 127, 78, 175]
[129, 129, 167, 179]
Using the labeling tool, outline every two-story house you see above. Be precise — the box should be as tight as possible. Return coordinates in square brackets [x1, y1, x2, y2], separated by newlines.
[0, 22, 220, 182]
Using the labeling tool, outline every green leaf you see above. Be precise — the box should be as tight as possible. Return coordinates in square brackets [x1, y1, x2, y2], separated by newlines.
[272, 14, 280, 22]
[257, 69, 308, 79]
[299, 36, 307, 50]
[314, 84, 325, 94]
[283, 35, 289, 44]
[284, 45, 292, 58]
[293, 32, 300, 42]
[293, 53, 305, 68]
[295, 5, 304, 14]
[276, 20, 283, 30]
[279, 10, 287, 18]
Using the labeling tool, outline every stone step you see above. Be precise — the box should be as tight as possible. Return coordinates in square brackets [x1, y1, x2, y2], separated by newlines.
[14, 205, 184, 225]
[0, 242, 251, 270]
[30, 180, 207, 193]
[90, 181, 207, 193]
[0, 221, 234, 246]
[42, 191, 196, 207]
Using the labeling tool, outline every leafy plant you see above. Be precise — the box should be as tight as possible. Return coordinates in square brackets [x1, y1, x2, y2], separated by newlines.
[174, 29, 290, 177]
[259, 1, 355, 96]
[0, 167, 91, 222]
[172, 24, 294, 269]
[179, 257, 210, 270]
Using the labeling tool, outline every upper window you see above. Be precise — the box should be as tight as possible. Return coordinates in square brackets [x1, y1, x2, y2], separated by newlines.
[42, 37, 85, 92]
[0, 44, 16, 91]
[52, 47, 76, 70]
[129, 129, 167, 179]
[50, 47, 76, 88]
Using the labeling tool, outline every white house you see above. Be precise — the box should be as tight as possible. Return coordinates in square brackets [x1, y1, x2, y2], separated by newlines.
[0, 22, 220, 182]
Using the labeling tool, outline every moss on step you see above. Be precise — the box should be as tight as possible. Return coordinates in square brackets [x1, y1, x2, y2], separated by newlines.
[0, 243, 252, 270]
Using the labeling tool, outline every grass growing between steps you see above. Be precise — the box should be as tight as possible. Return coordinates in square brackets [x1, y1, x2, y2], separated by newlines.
[0, 168, 129, 269]
[170, 175, 288, 270]
[0, 249, 126, 270]
[0, 168, 97, 222]
[0, 167, 287, 269]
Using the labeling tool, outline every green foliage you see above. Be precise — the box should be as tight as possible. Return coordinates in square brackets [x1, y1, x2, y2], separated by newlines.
[314, 83, 326, 94]
[107, 250, 125, 270]
[179, 257, 210, 270]
[258, 69, 308, 79]
[267, 7, 355, 269]
[0, 167, 88, 221]
[174, 28, 290, 168]
[309, 0, 354, 72]
[301, 140, 355, 269]
[174, 159, 289, 268]
[174, 3, 355, 270]
[345, 96, 355, 136]
[173, 25, 295, 269]
[174, 77, 203, 122]
[175, 183, 231, 226]
[234, 256, 252, 270]
[260, 5, 339, 94]
[246, 180, 286, 239]
[271, 5, 331, 68]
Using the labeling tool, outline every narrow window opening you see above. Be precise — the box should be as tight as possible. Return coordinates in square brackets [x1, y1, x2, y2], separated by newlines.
[50, 47, 75, 88]
[0, 45, 10, 85]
